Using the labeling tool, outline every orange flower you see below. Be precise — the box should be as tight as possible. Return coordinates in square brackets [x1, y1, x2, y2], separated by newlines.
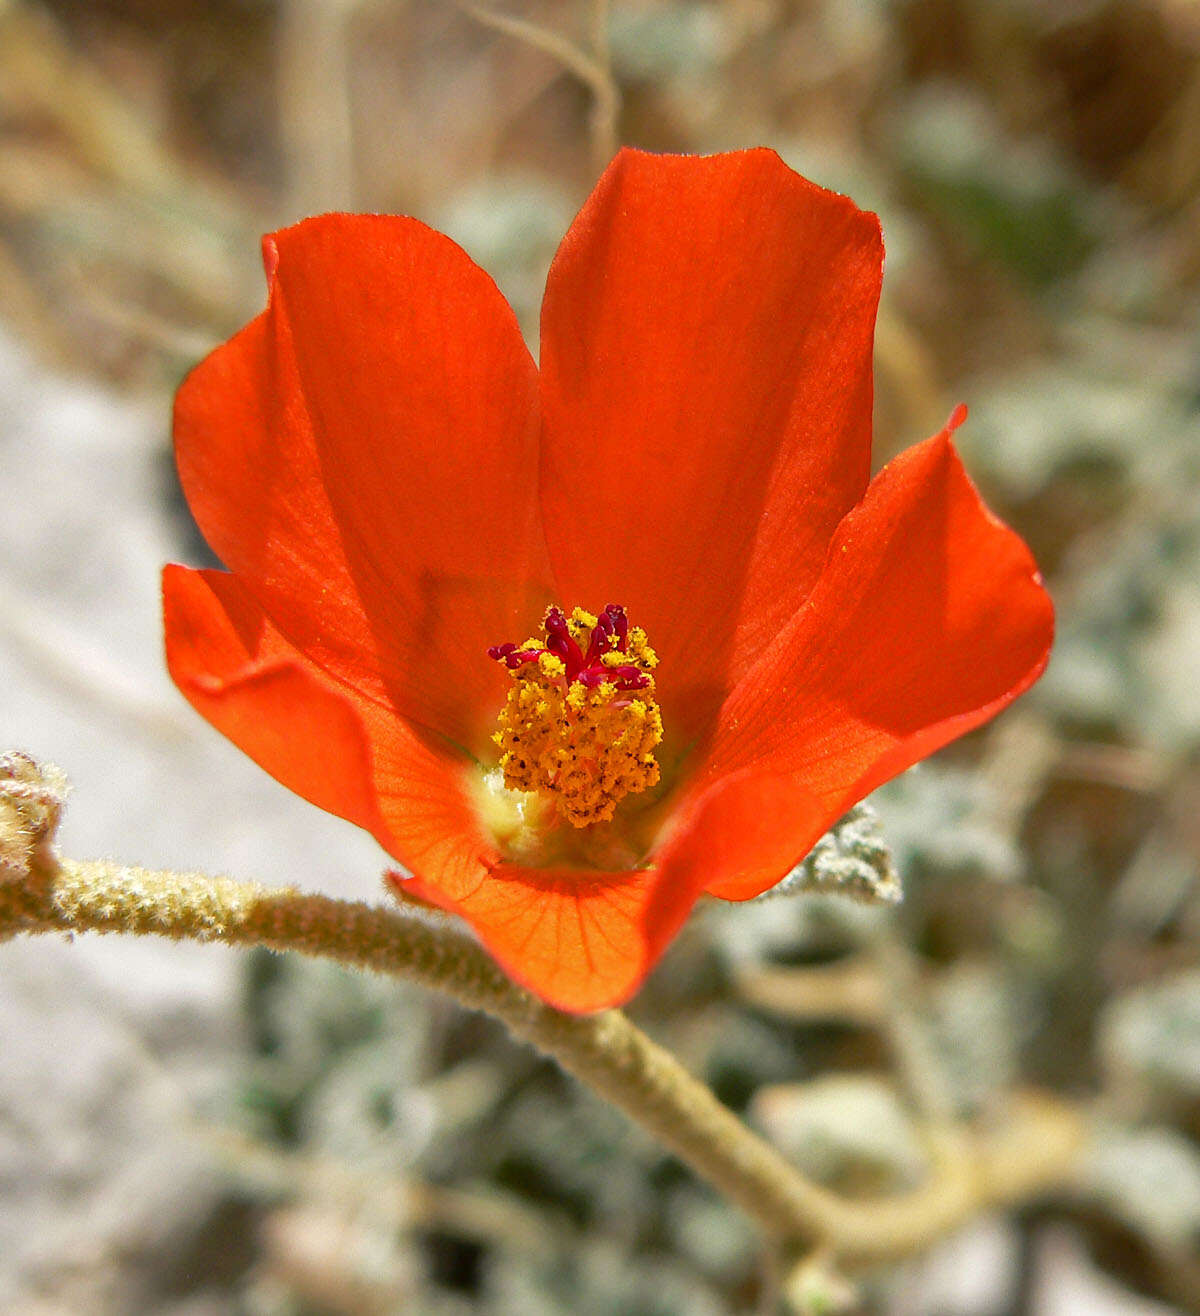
[164, 148, 1053, 1013]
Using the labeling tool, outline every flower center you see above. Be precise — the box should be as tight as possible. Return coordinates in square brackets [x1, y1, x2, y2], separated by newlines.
[487, 605, 663, 828]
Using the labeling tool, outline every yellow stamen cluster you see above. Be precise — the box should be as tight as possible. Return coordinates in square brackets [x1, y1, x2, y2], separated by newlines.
[493, 608, 663, 828]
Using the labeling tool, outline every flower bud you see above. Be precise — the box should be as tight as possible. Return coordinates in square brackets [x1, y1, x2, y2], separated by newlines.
[0, 751, 68, 884]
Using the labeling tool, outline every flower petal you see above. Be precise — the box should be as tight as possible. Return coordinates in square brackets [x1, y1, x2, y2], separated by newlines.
[695, 416, 1055, 899]
[163, 564, 494, 891]
[397, 812, 727, 1014]
[394, 864, 675, 1012]
[539, 148, 882, 749]
[174, 215, 551, 755]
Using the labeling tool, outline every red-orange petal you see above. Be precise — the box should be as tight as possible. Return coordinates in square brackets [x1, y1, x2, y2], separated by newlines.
[398, 804, 731, 1013]
[394, 865, 670, 1012]
[163, 564, 495, 892]
[692, 415, 1055, 900]
[539, 148, 882, 751]
[174, 215, 552, 756]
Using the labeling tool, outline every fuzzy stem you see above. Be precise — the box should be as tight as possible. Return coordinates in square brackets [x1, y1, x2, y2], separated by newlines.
[0, 855, 1084, 1265]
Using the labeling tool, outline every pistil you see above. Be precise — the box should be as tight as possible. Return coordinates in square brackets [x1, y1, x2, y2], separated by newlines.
[488, 605, 663, 828]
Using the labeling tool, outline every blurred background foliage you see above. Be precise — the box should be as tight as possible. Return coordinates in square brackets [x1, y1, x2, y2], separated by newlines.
[1, 0, 1199, 1312]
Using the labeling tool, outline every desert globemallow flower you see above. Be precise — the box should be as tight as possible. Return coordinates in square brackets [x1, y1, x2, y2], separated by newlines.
[163, 148, 1053, 1013]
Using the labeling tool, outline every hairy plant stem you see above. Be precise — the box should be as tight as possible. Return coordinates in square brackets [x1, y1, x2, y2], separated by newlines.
[0, 855, 1084, 1267]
